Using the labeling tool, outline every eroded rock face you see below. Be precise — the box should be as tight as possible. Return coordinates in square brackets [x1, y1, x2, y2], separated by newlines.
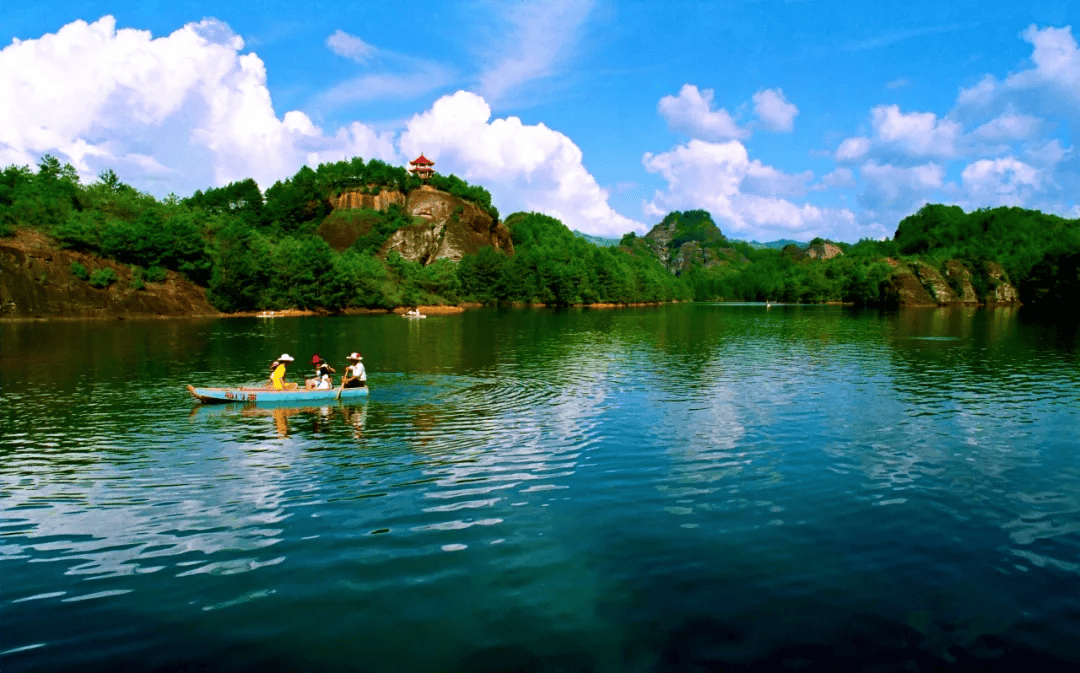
[984, 262, 1020, 303]
[944, 260, 980, 303]
[914, 261, 958, 303]
[642, 222, 677, 269]
[884, 259, 938, 307]
[329, 189, 406, 212]
[805, 241, 844, 260]
[330, 186, 513, 264]
[642, 217, 731, 275]
[882, 258, 1020, 307]
[0, 230, 218, 318]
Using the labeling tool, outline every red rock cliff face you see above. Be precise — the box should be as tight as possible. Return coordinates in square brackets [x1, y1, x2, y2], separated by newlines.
[328, 186, 513, 264]
[0, 230, 218, 319]
[805, 241, 844, 260]
[884, 258, 1019, 307]
[328, 189, 406, 211]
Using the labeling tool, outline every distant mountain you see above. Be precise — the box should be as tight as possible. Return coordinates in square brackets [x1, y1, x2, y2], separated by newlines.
[747, 239, 805, 250]
[572, 231, 620, 247]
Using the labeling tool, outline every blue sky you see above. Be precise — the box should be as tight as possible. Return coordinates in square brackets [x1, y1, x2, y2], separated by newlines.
[1, 0, 1077, 241]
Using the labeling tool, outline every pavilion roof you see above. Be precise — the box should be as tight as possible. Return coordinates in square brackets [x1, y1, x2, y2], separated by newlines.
[409, 154, 435, 166]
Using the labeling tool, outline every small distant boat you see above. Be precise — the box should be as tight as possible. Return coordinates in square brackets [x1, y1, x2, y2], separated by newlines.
[403, 311, 426, 319]
[187, 384, 368, 404]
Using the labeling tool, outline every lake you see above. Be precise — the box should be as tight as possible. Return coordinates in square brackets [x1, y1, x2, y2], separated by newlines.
[2, 304, 1080, 672]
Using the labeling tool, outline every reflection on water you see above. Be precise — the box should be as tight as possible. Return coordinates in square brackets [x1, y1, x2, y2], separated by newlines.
[2, 306, 1080, 671]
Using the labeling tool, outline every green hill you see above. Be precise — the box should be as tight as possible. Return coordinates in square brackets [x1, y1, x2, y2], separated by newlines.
[0, 155, 688, 313]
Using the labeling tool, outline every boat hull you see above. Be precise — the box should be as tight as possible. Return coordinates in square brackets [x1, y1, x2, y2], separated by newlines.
[187, 384, 369, 404]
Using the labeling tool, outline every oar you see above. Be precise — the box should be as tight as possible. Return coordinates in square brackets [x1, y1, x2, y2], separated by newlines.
[335, 376, 347, 401]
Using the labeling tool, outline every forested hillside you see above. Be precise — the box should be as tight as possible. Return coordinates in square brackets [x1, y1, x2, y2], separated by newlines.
[0, 155, 686, 314]
[621, 206, 1080, 306]
[2, 155, 1077, 315]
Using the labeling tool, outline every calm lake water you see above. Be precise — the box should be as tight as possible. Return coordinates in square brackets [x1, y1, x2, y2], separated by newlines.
[2, 304, 1080, 672]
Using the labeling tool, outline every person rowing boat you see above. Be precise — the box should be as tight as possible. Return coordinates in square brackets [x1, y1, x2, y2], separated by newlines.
[342, 352, 366, 388]
[334, 351, 366, 400]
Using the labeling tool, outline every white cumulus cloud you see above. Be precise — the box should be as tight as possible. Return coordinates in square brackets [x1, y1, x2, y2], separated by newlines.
[835, 137, 871, 162]
[642, 139, 857, 240]
[817, 167, 857, 190]
[658, 85, 748, 141]
[0, 16, 397, 195]
[399, 90, 642, 237]
[870, 105, 963, 159]
[857, 161, 946, 212]
[958, 25, 1080, 109]
[752, 88, 798, 132]
[835, 26, 1080, 224]
[970, 111, 1042, 142]
[960, 157, 1042, 207]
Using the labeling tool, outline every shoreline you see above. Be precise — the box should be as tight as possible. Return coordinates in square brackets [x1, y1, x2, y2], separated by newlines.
[0, 300, 684, 322]
[0, 299, 1026, 323]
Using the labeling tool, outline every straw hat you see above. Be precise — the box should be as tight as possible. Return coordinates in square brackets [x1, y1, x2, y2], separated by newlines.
[347, 352, 363, 361]
[278, 353, 295, 362]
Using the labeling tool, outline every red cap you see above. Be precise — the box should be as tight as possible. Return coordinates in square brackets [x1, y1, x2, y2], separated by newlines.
[312, 354, 320, 364]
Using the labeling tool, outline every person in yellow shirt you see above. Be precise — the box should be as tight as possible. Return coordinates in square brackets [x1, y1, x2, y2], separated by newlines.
[270, 353, 294, 390]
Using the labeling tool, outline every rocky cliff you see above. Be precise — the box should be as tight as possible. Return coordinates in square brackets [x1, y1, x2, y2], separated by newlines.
[0, 230, 218, 319]
[884, 258, 1019, 307]
[325, 186, 513, 264]
[643, 210, 743, 274]
[805, 240, 844, 260]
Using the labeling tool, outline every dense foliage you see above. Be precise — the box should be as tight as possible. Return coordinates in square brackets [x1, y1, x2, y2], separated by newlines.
[671, 242, 893, 305]
[457, 213, 688, 305]
[621, 204, 1080, 306]
[620, 210, 896, 305]
[6, 154, 1078, 311]
[1, 156, 681, 311]
[661, 209, 727, 249]
[891, 204, 1080, 296]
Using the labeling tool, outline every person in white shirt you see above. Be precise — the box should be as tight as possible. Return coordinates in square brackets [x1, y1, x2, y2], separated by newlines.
[343, 352, 366, 388]
[306, 355, 336, 390]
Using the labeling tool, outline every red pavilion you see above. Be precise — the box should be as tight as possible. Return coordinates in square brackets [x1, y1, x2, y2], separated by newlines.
[409, 154, 435, 181]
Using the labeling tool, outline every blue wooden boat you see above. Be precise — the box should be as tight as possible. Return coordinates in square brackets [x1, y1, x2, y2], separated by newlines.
[187, 384, 369, 404]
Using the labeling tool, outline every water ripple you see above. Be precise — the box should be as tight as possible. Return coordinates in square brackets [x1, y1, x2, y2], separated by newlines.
[2, 307, 1080, 670]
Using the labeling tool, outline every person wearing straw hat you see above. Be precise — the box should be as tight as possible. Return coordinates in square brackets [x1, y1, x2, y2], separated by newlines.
[270, 353, 295, 390]
[341, 352, 366, 388]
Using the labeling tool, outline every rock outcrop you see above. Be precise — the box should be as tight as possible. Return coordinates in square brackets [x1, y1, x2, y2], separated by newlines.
[329, 189, 406, 212]
[884, 257, 1020, 307]
[326, 185, 513, 264]
[0, 230, 218, 319]
[914, 261, 958, 303]
[662, 241, 746, 275]
[805, 240, 844, 260]
[984, 261, 1020, 304]
[885, 259, 938, 307]
[642, 211, 737, 275]
[943, 260, 980, 303]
